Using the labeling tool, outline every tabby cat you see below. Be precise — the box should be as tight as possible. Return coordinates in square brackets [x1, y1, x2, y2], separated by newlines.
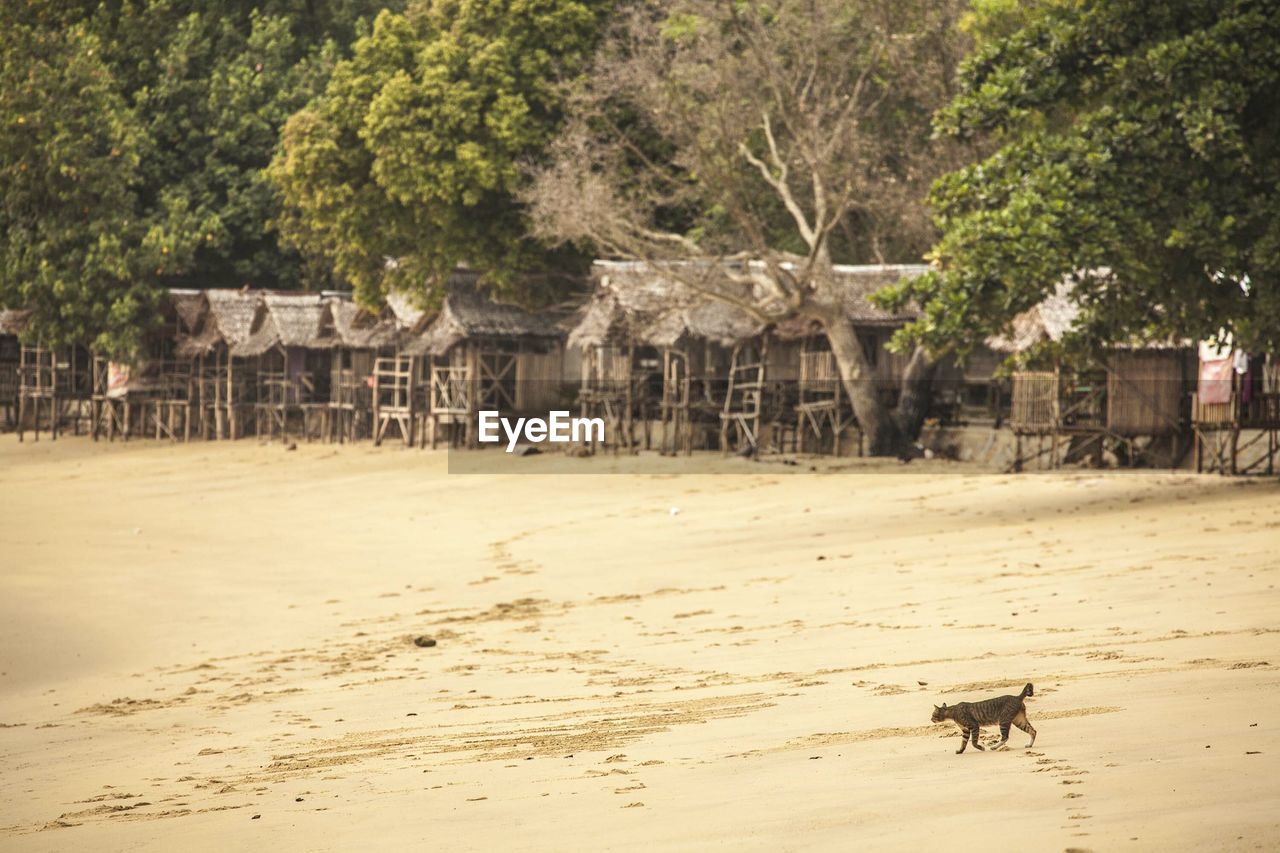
[930, 683, 1036, 753]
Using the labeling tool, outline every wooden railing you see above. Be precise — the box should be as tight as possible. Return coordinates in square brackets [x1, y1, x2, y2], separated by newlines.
[257, 370, 315, 406]
[373, 356, 414, 411]
[1193, 392, 1280, 428]
[431, 365, 469, 415]
[799, 351, 839, 391]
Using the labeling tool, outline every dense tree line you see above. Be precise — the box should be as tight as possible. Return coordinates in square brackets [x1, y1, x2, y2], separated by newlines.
[2, 1, 400, 352]
[884, 0, 1280, 357]
[4, 0, 1277, 456]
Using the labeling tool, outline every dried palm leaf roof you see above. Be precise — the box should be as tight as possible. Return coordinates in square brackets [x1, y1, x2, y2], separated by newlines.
[986, 280, 1082, 354]
[266, 293, 331, 347]
[0, 308, 32, 336]
[568, 262, 763, 349]
[385, 292, 426, 328]
[166, 290, 207, 332]
[407, 274, 566, 356]
[164, 291, 219, 359]
[230, 293, 336, 357]
[323, 298, 411, 349]
[205, 289, 261, 347]
[771, 264, 927, 339]
[569, 261, 926, 349]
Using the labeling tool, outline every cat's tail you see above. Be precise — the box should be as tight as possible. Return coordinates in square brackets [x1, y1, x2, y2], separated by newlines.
[1020, 683, 1034, 699]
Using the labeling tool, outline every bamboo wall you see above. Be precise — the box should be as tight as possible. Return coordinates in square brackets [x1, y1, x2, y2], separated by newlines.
[515, 348, 564, 412]
[1106, 351, 1185, 436]
[1010, 372, 1059, 434]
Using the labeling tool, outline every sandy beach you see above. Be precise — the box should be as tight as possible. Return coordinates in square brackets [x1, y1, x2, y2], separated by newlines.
[0, 436, 1277, 851]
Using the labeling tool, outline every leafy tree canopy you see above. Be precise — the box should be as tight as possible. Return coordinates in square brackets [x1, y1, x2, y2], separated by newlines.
[1, 1, 394, 353]
[883, 0, 1280, 359]
[1, 21, 157, 354]
[269, 0, 611, 309]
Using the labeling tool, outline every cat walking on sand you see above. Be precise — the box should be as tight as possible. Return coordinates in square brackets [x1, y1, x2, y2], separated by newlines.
[931, 683, 1037, 753]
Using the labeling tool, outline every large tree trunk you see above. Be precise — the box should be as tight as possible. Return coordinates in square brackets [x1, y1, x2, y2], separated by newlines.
[822, 312, 909, 457]
[891, 345, 941, 442]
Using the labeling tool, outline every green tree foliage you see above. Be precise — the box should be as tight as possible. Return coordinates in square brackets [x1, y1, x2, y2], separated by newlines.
[1, 1, 393, 352]
[0, 21, 160, 354]
[269, 0, 610, 308]
[884, 0, 1280, 358]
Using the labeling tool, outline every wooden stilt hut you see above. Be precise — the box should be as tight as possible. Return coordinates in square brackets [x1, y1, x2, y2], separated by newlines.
[565, 284, 651, 453]
[89, 290, 212, 442]
[172, 290, 233, 440]
[572, 262, 954, 457]
[401, 274, 567, 448]
[1192, 344, 1279, 475]
[647, 301, 764, 455]
[993, 282, 1194, 470]
[15, 333, 91, 442]
[765, 265, 930, 455]
[230, 293, 337, 441]
[569, 262, 764, 455]
[321, 294, 415, 443]
[202, 290, 262, 439]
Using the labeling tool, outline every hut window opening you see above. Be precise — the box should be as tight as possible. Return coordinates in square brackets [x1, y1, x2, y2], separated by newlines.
[858, 332, 879, 368]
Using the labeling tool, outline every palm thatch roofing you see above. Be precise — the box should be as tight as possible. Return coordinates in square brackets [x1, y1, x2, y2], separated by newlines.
[986, 280, 1082, 355]
[568, 261, 927, 350]
[406, 274, 566, 357]
[771, 264, 928, 340]
[0, 308, 32, 336]
[323, 298, 410, 350]
[166, 290, 206, 331]
[568, 261, 764, 350]
[169, 291, 224, 359]
[230, 293, 335, 357]
[985, 272, 1192, 357]
[205, 289, 261, 349]
[268, 293, 334, 348]
[385, 292, 426, 329]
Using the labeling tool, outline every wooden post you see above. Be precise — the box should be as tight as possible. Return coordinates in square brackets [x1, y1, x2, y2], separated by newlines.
[215, 349, 225, 439]
[227, 356, 235, 440]
[49, 348, 58, 441]
[407, 354, 417, 448]
[16, 344, 26, 442]
[465, 345, 477, 447]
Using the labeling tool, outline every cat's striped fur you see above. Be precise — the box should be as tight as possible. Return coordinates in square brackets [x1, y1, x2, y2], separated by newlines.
[931, 683, 1036, 753]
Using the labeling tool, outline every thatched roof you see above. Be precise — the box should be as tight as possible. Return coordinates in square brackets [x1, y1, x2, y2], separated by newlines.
[205, 290, 261, 347]
[984, 272, 1192, 356]
[322, 298, 412, 350]
[230, 303, 279, 358]
[167, 292, 222, 359]
[406, 275, 565, 356]
[175, 323, 223, 359]
[167, 290, 207, 332]
[771, 264, 927, 340]
[385, 292, 426, 328]
[986, 279, 1084, 354]
[230, 293, 335, 357]
[0, 308, 32, 336]
[568, 261, 763, 350]
[568, 261, 926, 349]
[267, 293, 332, 348]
